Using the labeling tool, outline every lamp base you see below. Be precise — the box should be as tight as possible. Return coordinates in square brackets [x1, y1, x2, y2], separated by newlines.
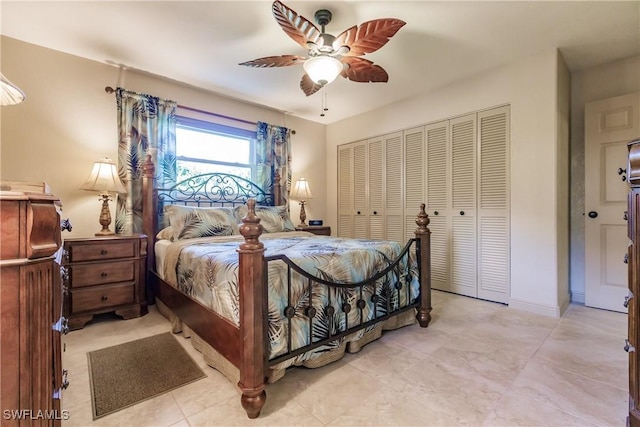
[298, 201, 308, 228]
[95, 193, 115, 236]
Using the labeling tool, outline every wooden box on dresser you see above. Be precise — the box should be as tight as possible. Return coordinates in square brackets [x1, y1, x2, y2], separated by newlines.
[62, 234, 148, 330]
[0, 183, 69, 427]
[629, 138, 640, 426]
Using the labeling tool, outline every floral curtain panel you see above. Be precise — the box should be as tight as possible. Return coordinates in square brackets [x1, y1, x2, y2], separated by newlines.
[256, 121, 292, 207]
[115, 87, 177, 234]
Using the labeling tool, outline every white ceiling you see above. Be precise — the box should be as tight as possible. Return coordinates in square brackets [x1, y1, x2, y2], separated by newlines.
[2, 1, 639, 124]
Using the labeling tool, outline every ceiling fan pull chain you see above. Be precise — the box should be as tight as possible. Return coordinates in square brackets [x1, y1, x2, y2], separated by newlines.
[320, 87, 328, 117]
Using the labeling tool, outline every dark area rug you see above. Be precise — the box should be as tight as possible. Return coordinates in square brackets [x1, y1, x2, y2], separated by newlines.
[87, 332, 206, 419]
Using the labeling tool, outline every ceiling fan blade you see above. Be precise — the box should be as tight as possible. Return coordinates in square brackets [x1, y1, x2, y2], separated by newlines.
[300, 74, 323, 96]
[333, 18, 406, 56]
[239, 55, 306, 68]
[340, 57, 389, 83]
[272, 0, 321, 50]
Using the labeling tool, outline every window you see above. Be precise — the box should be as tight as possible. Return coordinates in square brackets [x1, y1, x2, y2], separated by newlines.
[175, 116, 256, 181]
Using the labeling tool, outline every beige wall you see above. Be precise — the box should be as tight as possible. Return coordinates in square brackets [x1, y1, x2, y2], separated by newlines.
[0, 36, 327, 238]
[569, 55, 640, 303]
[327, 49, 566, 316]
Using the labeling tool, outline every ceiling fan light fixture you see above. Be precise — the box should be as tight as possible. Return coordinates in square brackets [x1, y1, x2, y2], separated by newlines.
[303, 55, 343, 86]
[0, 73, 26, 105]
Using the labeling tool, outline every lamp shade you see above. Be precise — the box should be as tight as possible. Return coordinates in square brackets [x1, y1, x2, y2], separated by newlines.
[80, 157, 126, 194]
[291, 178, 313, 200]
[303, 56, 343, 85]
[0, 73, 26, 105]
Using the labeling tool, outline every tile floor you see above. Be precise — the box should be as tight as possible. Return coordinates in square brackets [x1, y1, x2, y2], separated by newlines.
[61, 290, 629, 426]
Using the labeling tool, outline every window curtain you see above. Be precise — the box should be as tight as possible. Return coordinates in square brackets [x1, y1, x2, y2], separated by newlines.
[256, 121, 292, 206]
[114, 87, 177, 234]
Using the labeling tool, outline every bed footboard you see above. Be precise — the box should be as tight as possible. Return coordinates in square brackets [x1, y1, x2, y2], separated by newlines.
[237, 200, 432, 419]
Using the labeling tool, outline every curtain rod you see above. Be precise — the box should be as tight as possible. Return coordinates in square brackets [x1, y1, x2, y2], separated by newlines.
[104, 86, 295, 134]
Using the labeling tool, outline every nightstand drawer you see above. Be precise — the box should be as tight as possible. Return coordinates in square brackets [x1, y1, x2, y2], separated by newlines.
[69, 260, 135, 287]
[71, 283, 135, 312]
[68, 240, 136, 262]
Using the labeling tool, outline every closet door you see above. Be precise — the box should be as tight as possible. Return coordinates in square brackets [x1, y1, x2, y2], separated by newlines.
[385, 132, 404, 243]
[477, 106, 510, 303]
[425, 121, 451, 292]
[368, 137, 385, 240]
[353, 141, 368, 238]
[404, 127, 425, 243]
[337, 143, 354, 238]
[450, 114, 477, 297]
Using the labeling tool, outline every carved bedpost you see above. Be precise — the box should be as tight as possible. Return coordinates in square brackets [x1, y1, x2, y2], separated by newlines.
[237, 198, 267, 418]
[273, 170, 282, 206]
[142, 154, 157, 303]
[414, 203, 432, 327]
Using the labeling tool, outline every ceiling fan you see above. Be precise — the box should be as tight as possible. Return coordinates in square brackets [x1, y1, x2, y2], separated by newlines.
[239, 0, 406, 97]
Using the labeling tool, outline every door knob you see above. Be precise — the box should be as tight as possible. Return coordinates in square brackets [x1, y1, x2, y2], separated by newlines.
[588, 211, 598, 218]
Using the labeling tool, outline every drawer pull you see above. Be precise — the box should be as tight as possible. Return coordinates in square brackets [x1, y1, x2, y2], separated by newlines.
[625, 339, 636, 353]
[62, 369, 69, 390]
[625, 290, 634, 308]
[60, 218, 72, 232]
[52, 317, 69, 335]
[624, 253, 629, 264]
[101, 295, 108, 302]
[101, 272, 108, 278]
[101, 249, 108, 255]
[60, 266, 69, 283]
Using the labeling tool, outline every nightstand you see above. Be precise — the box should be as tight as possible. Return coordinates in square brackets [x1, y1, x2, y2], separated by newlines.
[296, 225, 331, 236]
[62, 234, 148, 330]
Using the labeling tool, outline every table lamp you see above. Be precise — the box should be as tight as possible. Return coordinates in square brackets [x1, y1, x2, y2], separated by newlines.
[291, 177, 313, 227]
[80, 157, 126, 236]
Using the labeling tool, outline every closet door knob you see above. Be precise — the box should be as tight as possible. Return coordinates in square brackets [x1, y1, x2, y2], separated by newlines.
[373, 211, 378, 215]
[459, 211, 465, 216]
[434, 211, 439, 216]
[624, 211, 628, 221]
[357, 211, 361, 215]
[588, 211, 598, 219]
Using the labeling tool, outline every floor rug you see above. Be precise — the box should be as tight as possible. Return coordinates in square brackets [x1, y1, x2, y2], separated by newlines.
[87, 332, 206, 419]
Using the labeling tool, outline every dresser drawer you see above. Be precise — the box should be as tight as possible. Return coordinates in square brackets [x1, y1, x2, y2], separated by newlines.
[67, 240, 136, 262]
[71, 283, 135, 313]
[68, 260, 135, 287]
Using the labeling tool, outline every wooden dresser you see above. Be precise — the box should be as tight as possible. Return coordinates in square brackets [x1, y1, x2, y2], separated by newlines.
[62, 234, 148, 330]
[628, 138, 640, 426]
[0, 183, 69, 426]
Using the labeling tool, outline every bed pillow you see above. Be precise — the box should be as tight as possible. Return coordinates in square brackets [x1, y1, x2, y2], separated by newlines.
[156, 226, 174, 241]
[164, 205, 239, 240]
[234, 205, 296, 233]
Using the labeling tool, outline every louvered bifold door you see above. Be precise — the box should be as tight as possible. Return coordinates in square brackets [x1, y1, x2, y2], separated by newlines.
[385, 132, 404, 243]
[404, 127, 425, 242]
[425, 121, 450, 291]
[477, 106, 510, 303]
[368, 137, 385, 240]
[353, 141, 369, 238]
[450, 114, 477, 297]
[337, 144, 354, 238]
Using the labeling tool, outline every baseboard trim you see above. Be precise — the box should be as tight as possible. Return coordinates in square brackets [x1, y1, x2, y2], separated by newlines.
[508, 298, 563, 318]
[570, 291, 585, 304]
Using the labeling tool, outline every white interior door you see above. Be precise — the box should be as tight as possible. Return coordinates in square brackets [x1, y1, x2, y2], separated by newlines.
[585, 92, 640, 312]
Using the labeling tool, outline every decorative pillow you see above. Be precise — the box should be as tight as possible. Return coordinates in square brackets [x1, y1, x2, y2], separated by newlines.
[234, 205, 296, 233]
[156, 226, 174, 241]
[164, 205, 239, 240]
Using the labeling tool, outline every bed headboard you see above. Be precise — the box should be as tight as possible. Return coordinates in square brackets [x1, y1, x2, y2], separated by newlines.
[141, 155, 282, 280]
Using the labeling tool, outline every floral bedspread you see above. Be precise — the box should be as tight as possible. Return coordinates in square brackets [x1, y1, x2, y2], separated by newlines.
[161, 232, 420, 364]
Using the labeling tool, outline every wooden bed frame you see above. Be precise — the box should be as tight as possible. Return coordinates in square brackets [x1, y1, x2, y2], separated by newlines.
[140, 156, 432, 418]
